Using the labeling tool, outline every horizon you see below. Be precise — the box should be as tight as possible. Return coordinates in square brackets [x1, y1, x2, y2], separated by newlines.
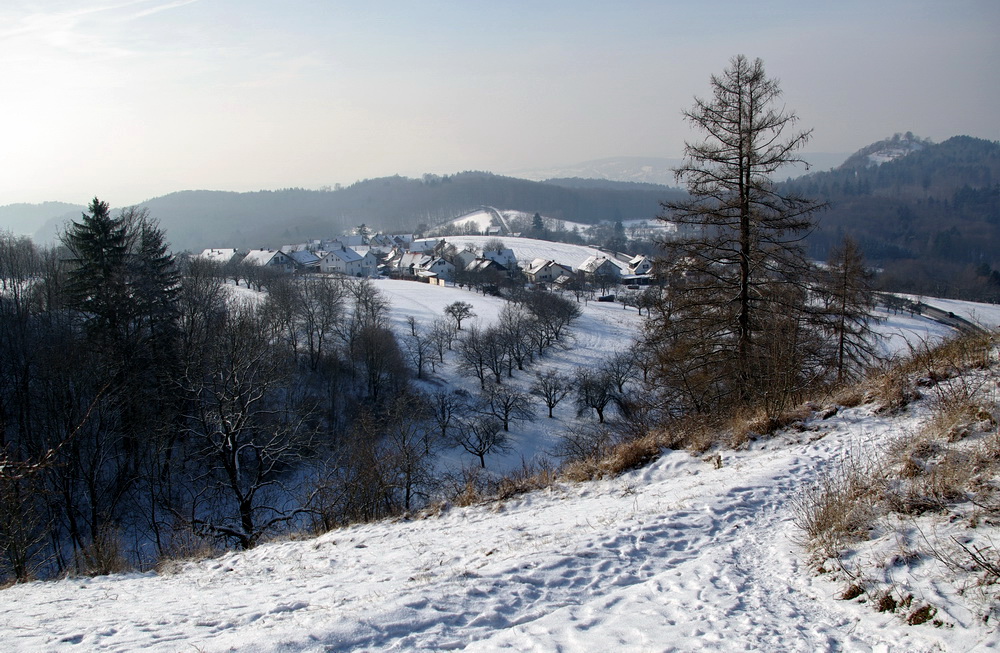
[2, 1, 997, 206]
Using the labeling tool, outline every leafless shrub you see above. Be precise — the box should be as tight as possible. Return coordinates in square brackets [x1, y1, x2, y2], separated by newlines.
[867, 363, 921, 415]
[155, 530, 221, 575]
[493, 458, 559, 501]
[76, 526, 131, 577]
[793, 454, 883, 558]
[907, 604, 937, 626]
[888, 450, 974, 515]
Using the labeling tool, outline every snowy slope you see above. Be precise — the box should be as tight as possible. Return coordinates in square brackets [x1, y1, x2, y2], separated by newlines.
[2, 282, 997, 651]
[1, 398, 992, 651]
[417, 235, 622, 270]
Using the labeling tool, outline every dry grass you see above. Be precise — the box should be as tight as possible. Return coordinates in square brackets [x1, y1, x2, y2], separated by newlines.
[75, 527, 131, 577]
[793, 454, 884, 558]
[154, 530, 222, 575]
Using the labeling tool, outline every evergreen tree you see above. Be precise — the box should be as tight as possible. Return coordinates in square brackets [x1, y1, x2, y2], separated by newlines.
[63, 198, 132, 336]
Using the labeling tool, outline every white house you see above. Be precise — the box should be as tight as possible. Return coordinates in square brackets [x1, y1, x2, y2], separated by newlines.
[577, 255, 622, 279]
[242, 249, 295, 272]
[482, 247, 518, 270]
[627, 255, 654, 276]
[526, 258, 575, 284]
[320, 247, 365, 276]
[197, 248, 240, 265]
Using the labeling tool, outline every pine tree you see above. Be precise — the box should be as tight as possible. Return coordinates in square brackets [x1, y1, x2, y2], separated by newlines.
[63, 198, 132, 335]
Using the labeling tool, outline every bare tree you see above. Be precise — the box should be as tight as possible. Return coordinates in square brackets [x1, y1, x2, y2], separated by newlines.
[576, 370, 615, 423]
[478, 382, 535, 432]
[531, 369, 573, 418]
[454, 417, 511, 469]
[653, 55, 825, 411]
[444, 301, 476, 331]
[822, 236, 882, 383]
[179, 302, 313, 549]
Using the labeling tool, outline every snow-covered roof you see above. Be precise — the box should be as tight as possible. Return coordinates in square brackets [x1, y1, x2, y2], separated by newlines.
[197, 248, 239, 263]
[288, 250, 320, 266]
[324, 247, 363, 264]
[243, 249, 288, 266]
[577, 255, 622, 274]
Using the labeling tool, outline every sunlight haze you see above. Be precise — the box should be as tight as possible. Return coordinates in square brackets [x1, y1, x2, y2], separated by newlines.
[1, 0, 997, 205]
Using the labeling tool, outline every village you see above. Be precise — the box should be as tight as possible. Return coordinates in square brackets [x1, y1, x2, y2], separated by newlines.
[194, 230, 657, 297]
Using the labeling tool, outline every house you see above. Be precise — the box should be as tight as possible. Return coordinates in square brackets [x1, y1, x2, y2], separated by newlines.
[320, 246, 365, 276]
[577, 255, 622, 280]
[482, 247, 518, 270]
[350, 246, 381, 277]
[420, 257, 455, 281]
[396, 251, 432, 277]
[464, 258, 507, 275]
[287, 249, 321, 272]
[395, 252, 455, 281]
[242, 249, 295, 272]
[196, 248, 241, 265]
[627, 255, 654, 276]
[525, 258, 574, 284]
[453, 249, 478, 270]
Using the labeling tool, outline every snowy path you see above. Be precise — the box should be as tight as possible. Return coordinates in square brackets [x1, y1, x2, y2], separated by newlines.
[0, 404, 972, 652]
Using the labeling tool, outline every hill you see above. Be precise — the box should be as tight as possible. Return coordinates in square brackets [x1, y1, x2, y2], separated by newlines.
[786, 135, 1000, 300]
[0, 201, 84, 237]
[28, 173, 682, 253]
[1, 283, 996, 649]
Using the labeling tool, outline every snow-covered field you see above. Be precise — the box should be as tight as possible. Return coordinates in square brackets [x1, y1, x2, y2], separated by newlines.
[416, 234, 620, 270]
[2, 280, 998, 652]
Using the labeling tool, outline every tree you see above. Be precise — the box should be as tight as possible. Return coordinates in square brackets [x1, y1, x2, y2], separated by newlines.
[454, 417, 510, 469]
[478, 382, 535, 432]
[62, 198, 132, 335]
[575, 370, 615, 423]
[531, 368, 573, 418]
[653, 55, 825, 411]
[444, 301, 476, 330]
[823, 236, 881, 383]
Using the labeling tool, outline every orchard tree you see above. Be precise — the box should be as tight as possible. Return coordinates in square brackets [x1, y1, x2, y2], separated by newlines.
[444, 301, 476, 330]
[652, 55, 825, 412]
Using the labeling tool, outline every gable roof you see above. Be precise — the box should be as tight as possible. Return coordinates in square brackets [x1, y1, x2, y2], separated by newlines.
[197, 248, 239, 264]
[577, 255, 622, 275]
[243, 249, 290, 266]
[288, 250, 320, 266]
[324, 247, 363, 264]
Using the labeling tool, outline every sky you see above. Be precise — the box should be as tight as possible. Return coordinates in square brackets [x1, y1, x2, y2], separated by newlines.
[1, 0, 997, 206]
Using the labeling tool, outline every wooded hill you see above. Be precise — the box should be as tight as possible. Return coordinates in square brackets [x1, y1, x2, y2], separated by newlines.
[785, 135, 1000, 300]
[12, 135, 1000, 300]
[31, 173, 684, 253]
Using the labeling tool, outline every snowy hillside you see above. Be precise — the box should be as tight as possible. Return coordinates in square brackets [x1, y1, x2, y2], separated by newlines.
[2, 279, 999, 651]
[3, 379, 996, 651]
[417, 235, 624, 270]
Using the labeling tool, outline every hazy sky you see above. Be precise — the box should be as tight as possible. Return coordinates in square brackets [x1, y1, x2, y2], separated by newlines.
[1, 0, 997, 206]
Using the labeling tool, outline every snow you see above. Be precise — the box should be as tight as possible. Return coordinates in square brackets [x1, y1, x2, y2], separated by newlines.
[3, 279, 998, 651]
[417, 235, 620, 271]
[3, 400, 993, 651]
[441, 209, 496, 234]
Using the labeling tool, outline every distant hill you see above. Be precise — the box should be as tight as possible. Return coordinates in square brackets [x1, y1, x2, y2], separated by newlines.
[0, 202, 84, 236]
[785, 135, 1000, 300]
[513, 153, 849, 186]
[29, 172, 683, 252]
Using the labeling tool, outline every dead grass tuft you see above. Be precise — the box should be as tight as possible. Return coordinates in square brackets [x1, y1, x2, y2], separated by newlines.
[75, 527, 131, 577]
[154, 530, 222, 575]
[793, 455, 883, 558]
